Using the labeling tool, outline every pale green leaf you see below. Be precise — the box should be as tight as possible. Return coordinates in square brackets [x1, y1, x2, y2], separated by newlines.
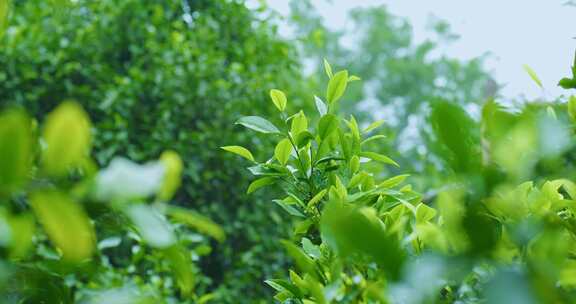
[314, 95, 328, 116]
[236, 116, 280, 134]
[523, 64, 543, 88]
[323, 58, 333, 78]
[362, 119, 386, 134]
[359, 151, 399, 167]
[126, 205, 175, 248]
[167, 206, 225, 242]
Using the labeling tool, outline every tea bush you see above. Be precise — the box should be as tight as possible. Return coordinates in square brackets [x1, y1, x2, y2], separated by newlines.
[226, 57, 576, 303]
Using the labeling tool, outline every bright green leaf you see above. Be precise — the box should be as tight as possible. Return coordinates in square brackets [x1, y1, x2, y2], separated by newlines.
[42, 101, 92, 176]
[221, 145, 255, 162]
[290, 111, 308, 137]
[30, 190, 95, 262]
[270, 89, 287, 112]
[326, 70, 349, 104]
[274, 138, 293, 165]
[323, 58, 333, 78]
[167, 206, 225, 242]
[359, 151, 399, 167]
[523, 64, 543, 88]
[158, 150, 183, 201]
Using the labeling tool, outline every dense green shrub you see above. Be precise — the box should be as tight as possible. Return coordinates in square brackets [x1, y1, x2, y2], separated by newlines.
[0, 0, 311, 301]
[227, 57, 576, 303]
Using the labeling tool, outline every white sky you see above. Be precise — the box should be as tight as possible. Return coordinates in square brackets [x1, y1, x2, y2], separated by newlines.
[261, 0, 576, 100]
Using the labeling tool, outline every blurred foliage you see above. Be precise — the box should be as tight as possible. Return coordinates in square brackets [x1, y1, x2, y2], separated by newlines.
[0, 0, 313, 301]
[2, 0, 576, 303]
[0, 101, 224, 303]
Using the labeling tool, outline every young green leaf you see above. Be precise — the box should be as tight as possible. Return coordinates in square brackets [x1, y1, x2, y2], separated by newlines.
[42, 101, 92, 176]
[158, 150, 183, 201]
[236, 116, 280, 134]
[274, 138, 293, 165]
[30, 190, 95, 262]
[270, 89, 287, 112]
[359, 151, 399, 167]
[307, 189, 327, 209]
[323, 58, 333, 78]
[361, 134, 387, 146]
[167, 206, 225, 242]
[0, 109, 32, 196]
[523, 64, 543, 88]
[362, 119, 386, 134]
[314, 95, 328, 116]
[221, 145, 255, 162]
[295, 131, 314, 148]
[290, 110, 308, 136]
[317, 114, 338, 140]
[164, 245, 195, 296]
[274, 200, 305, 217]
[348, 75, 361, 82]
[247, 176, 276, 194]
[568, 95, 576, 121]
[281, 240, 317, 277]
[379, 174, 410, 188]
[326, 70, 349, 104]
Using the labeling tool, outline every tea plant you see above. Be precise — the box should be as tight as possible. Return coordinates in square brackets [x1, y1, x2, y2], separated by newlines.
[226, 58, 576, 303]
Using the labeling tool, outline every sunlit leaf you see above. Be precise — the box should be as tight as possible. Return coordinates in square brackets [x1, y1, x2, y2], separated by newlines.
[323, 58, 333, 78]
[0, 109, 32, 196]
[274, 138, 293, 165]
[326, 70, 349, 104]
[158, 150, 183, 201]
[167, 206, 225, 242]
[523, 64, 543, 88]
[221, 145, 255, 162]
[270, 89, 287, 112]
[30, 190, 95, 262]
[42, 101, 92, 176]
[359, 151, 399, 167]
